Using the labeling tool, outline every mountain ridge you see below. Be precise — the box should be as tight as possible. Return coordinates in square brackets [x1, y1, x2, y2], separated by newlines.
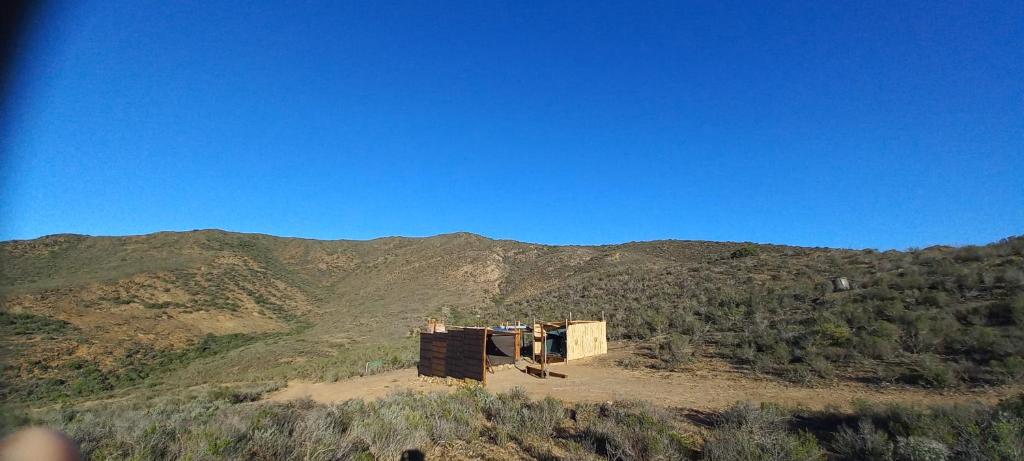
[2, 227, 871, 251]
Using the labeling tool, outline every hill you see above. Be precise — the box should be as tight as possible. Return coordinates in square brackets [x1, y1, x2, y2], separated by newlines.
[1, 230, 1022, 403]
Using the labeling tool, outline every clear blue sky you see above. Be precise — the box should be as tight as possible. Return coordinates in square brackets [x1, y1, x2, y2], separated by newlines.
[2, 1, 1021, 249]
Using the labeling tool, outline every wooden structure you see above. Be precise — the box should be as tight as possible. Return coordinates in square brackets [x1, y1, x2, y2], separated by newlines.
[418, 327, 488, 383]
[566, 320, 608, 360]
[532, 320, 607, 361]
[486, 328, 523, 365]
[418, 318, 607, 383]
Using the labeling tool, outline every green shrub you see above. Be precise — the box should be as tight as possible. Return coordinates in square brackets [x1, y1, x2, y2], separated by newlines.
[703, 402, 823, 461]
[657, 333, 695, 368]
[290, 404, 354, 461]
[997, 394, 1024, 418]
[832, 418, 893, 461]
[918, 291, 950, 308]
[424, 388, 483, 442]
[894, 436, 949, 461]
[350, 402, 429, 460]
[0, 311, 74, 336]
[582, 400, 694, 461]
[985, 415, 1024, 460]
[953, 246, 990, 263]
[973, 299, 1020, 326]
[898, 313, 957, 355]
[617, 355, 644, 370]
[858, 334, 898, 360]
[901, 355, 957, 388]
[729, 245, 759, 259]
[245, 424, 292, 460]
[806, 354, 835, 380]
[784, 364, 816, 385]
[1010, 295, 1024, 326]
[818, 321, 852, 346]
[862, 285, 898, 302]
[484, 387, 564, 444]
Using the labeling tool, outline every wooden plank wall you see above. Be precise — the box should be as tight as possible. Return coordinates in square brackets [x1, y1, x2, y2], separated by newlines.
[418, 328, 487, 382]
[565, 321, 607, 360]
[532, 324, 542, 357]
[418, 333, 448, 377]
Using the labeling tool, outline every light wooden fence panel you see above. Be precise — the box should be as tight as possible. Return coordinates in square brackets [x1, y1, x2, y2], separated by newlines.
[565, 321, 607, 360]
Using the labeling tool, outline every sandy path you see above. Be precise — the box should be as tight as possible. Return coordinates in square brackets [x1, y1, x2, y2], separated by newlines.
[267, 347, 1021, 411]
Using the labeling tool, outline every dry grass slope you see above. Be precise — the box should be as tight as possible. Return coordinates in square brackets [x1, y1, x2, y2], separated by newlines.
[2, 231, 1022, 404]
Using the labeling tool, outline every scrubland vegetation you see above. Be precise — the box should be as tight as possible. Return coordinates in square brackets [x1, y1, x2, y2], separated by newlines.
[498, 236, 1024, 388]
[4, 232, 1021, 403]
[3, 385, 1022, 460]
[2, 231, 1023, 459]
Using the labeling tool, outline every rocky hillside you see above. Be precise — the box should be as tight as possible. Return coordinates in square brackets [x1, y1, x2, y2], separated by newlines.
[1, 230, 1022, 402]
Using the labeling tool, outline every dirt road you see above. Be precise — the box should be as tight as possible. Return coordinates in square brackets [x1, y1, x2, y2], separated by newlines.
[267, 346, 1021, 411]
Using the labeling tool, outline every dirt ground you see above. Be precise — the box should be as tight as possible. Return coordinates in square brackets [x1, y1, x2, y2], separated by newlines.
[267, 345, 1023, 411]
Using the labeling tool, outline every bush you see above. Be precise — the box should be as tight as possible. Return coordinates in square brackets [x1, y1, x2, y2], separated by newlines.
[657, 333, 695, 368]
[617, 355, 644, 370]
[953, 246, 990, 263]
[783, 364, 816, 385]
[972, 299, 1017, 326]
[901, 355, 957, 388]
[997, 394, 1024, 418]
[349, 402, 429, 460]
[424, 388, 483, 442]
[858, 334, 898, 360]
[582, 400, 694, 461]
[894, 436, 949, 461]
[818, 322, 852, 346]
[730, 245, 759, 259]
[898, 312, 958, 355]
[703, 402, 823, 461]
[806, 354, 835, 380]
[832, 418, 893, 461]
[918, 291, 950, 308]
[1009, 295, 1024, 326]
[292, 404, 355, 461]
[484, 387, 563, 444]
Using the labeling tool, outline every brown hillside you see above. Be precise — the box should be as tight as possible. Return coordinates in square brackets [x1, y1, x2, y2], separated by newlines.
[1, 230, 1022, 402]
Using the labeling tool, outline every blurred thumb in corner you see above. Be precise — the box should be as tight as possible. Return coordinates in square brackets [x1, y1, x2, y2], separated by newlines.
[0, 427, 81, 461]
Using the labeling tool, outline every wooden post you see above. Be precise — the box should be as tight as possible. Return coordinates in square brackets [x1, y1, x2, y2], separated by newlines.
[514, 329, 521, 361]
[532, 318, 537, 362]
[569, 311, 572, 324]
[541, 329, 548, 378]
[482, 329, 489, 386]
